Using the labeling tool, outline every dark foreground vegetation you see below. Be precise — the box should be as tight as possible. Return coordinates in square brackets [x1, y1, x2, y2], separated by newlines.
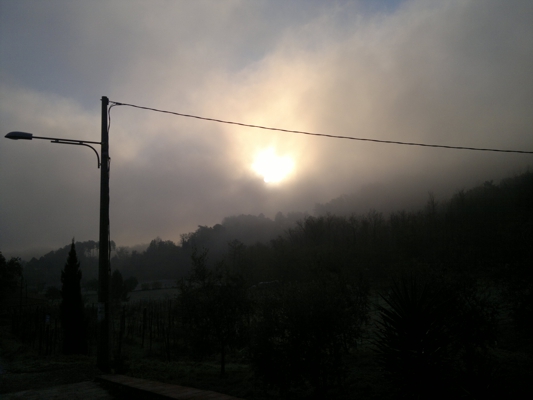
[1, 171, 532, 398]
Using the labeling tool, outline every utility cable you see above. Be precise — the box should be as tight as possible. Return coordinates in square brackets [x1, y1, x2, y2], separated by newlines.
[109, 100, 533, 155]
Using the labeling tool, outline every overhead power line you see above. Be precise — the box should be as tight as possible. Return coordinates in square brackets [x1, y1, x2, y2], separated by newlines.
[109, 100, 533, 155]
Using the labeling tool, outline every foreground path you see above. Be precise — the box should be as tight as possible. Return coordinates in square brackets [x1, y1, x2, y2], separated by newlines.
[98, 374, 244, 399]
[1, 380, 114, 400]
[2, 375, 244, 400]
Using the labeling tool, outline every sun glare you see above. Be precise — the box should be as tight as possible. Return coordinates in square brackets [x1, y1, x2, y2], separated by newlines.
[252, 148, 294, 183]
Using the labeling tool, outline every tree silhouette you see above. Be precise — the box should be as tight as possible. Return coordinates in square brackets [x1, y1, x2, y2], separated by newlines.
[60, 239, 87, 354]
[111, 269, 138, 302]
[178, 248, 251, 376]
[0, 252, 22, 310]
[111, 269, 124, 303]
[251, 272, 369, 396]
[123, 276, 138, 300]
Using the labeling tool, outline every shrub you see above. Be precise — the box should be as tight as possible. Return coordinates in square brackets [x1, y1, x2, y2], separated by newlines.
[374, 274, 498, 398]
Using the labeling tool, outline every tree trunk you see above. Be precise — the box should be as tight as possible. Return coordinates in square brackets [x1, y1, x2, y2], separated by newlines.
[220, 341, 226, 377]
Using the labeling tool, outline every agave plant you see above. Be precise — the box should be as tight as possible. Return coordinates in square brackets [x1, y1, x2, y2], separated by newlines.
[374, 276, 455, 398]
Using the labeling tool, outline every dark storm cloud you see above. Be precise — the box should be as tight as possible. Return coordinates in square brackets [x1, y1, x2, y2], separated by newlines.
[1, 0, 531, 257]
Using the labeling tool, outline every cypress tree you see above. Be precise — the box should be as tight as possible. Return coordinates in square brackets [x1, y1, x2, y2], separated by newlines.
[60, 239, 88, 354]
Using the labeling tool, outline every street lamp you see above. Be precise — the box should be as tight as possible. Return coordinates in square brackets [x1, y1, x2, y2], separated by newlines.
[5, 131, 102, 168]
[4, 96, 111, 372]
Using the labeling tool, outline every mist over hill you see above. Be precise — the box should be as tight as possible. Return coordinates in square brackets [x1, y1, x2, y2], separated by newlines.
[19, 210, 309, 288]
[15, 169, 533, 291]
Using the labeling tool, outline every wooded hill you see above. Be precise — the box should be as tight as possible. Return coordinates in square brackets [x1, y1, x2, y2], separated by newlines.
[19, 170, 532, 293]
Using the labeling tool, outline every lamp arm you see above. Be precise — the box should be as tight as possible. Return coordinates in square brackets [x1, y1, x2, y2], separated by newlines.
[51, 140, 101, 168]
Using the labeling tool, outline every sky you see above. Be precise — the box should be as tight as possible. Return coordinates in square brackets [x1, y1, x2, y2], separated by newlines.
[1, 0, 532, 259]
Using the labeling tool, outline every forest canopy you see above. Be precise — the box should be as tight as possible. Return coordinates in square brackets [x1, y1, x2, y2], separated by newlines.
[13, 170, 532, 294]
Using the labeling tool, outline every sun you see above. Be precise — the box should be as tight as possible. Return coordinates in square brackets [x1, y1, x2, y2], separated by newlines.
[252, 148, 294, 183]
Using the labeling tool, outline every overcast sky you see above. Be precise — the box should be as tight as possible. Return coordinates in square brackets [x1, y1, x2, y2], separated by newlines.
[1, 0, 532, 258]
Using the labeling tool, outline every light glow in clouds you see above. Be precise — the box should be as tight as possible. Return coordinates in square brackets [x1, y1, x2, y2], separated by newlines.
[252, 148, 295, 183]
[0, 0, 532, 257]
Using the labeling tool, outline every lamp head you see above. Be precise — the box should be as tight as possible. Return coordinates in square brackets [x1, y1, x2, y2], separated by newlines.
[5, 131, 34, 140]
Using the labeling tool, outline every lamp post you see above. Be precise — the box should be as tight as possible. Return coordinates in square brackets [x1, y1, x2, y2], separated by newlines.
[5, 96, 111, 372]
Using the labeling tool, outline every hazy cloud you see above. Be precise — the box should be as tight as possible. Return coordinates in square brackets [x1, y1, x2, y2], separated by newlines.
[1, 0, 532, 257]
